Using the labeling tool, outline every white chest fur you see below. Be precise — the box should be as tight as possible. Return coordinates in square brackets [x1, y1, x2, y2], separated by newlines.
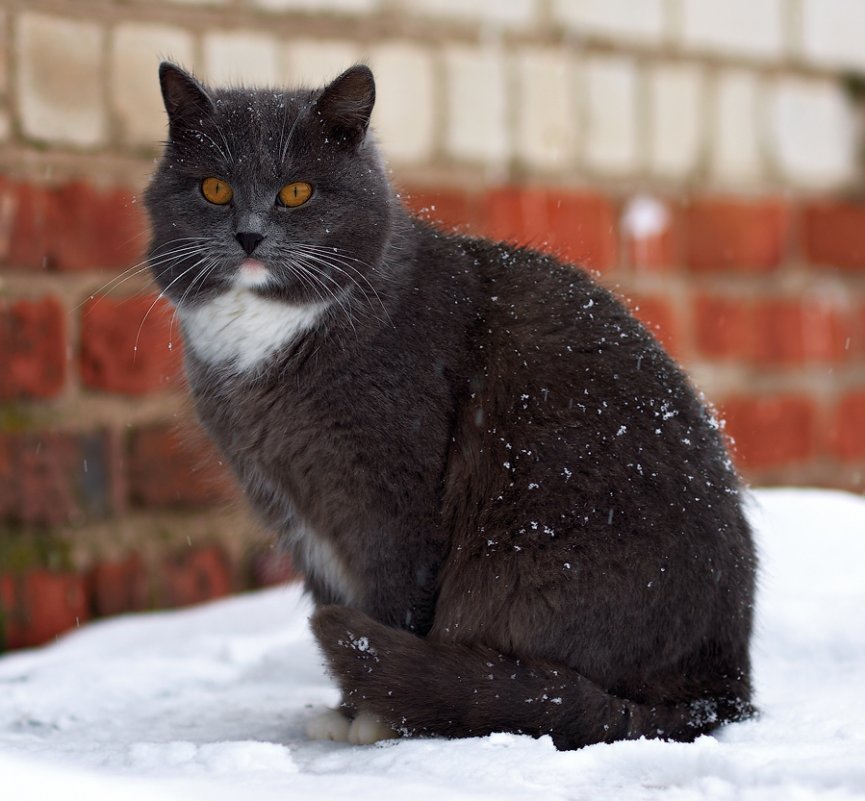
[180, 287, 327, 371]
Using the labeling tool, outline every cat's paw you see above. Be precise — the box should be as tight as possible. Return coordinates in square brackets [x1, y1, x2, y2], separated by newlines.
[347, 709, 399, 745]
[306, 707, 352, 742]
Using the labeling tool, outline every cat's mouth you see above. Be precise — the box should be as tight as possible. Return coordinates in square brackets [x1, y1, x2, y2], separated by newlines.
[235, 258, 271, 289]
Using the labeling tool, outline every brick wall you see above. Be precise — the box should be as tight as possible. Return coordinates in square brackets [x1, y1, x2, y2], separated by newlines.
[2, 0, 865, 649]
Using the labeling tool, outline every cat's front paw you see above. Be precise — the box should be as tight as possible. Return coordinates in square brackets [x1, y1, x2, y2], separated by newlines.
[347, 710, 399, 745]
[306, 707, 399, 745]
[306, 707, 352, 741]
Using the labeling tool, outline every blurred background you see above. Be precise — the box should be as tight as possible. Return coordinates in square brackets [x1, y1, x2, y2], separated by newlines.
[2, 0, 865, 650]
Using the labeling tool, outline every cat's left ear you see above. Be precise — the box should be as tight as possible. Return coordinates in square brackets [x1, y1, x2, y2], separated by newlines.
[313, 65, 375, 148]
[159, 62, 215, 134]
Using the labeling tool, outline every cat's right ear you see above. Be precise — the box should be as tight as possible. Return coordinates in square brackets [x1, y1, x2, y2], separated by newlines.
[158, 62, 215, 134]
[313, 65, 375, 148]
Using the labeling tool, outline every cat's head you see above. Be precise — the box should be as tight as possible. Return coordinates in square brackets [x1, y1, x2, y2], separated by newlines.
[144, 62, 393, 309]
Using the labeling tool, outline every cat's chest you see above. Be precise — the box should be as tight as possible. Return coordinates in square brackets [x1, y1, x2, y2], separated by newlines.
[180, 287, 327, 371]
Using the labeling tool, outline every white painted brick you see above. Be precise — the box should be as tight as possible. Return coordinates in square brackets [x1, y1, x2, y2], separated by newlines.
[551, 0, 667, 44]
[16, 13, 106, 147]
[710, 70, 764, 186]
[282, 40, 360, 87]
[680, 0, 785, 61]
[800, 0, 865, 72]
[443, 46, 509, 164]
[367, 44, 435, 164]
[405, 0, 536, 27]
[111, 23, 195, 148]
[253, 0, 377, 12]
[584, 55, 640, 175]
[203, 31, 280, 86]
[768, 78, 858, 189]
[0, 12, 7, 94]
[514, 48, 577, 170]
[647, 63, 704, 179]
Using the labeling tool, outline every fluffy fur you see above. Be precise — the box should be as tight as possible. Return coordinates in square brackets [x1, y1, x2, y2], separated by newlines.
[145, 62, 757, 750]
[181, 287, 329, 371]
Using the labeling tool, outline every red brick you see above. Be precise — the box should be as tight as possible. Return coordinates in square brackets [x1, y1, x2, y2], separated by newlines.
[127, 424, 237, 509]
[693, 294, 753, 360]
[0, 433, 79, 525]
[0, 177, 21, 265]
[830, 391, 865, 462]
[802, 201, 865, 271]
[751, 297, 853, 366]
[0, 180, 145, 272]
[1, 571, 89, 649]
[484, 187, 618, 271]
[89, 555, 151, 617]
[50, 183, 146, 273]
[854, 298, 865, 357]
[402, 186, 481, 233]
[249, 549, 298, 588]
[0, 575, 13, 611]
[625, 294, 680, 356]
[484, 187, 543, 257]
[0, 296, 67, 400]
[44, 182, 97, 272]
[685, 197, 791, 273]
[80, 293, 182, 394]
[162, 547, 232, 608]
[0, 574, 19, 650]
[0, 430, 121, 525]
[2, 181, 52, 270]
[720, 395, 818, 470]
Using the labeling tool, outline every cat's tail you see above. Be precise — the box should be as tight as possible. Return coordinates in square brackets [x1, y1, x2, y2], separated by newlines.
[311, 605, 753, 750]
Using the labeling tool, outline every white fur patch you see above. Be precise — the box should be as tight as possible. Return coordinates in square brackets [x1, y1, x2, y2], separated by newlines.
[235, 259, 272, 289]
[347, 711, 399, 745]
[291, 522, 358, 606]
[306, 708, 351, 742]
[180, 287, 327, 371]
[306, 708, 399, 745]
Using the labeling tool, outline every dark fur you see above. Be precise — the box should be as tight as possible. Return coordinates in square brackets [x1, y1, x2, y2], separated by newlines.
[145, 63, 756, 749]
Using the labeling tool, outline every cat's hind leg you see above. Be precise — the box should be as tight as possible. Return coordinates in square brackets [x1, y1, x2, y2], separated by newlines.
[311, 604, 752, 750]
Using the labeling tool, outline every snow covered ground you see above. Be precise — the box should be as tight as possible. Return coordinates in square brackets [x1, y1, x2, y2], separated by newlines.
[1, 488, 864, 801]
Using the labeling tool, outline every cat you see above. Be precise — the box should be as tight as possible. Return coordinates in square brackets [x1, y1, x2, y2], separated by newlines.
[144, 61, 757, 750]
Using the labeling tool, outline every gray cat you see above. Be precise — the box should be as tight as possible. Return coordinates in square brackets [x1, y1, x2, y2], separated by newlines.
[144, 62, 756, 749]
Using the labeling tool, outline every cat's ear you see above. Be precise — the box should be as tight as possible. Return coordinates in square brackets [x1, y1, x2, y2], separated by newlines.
[158, 62, 215, 133]
[313, 65, 375, 148]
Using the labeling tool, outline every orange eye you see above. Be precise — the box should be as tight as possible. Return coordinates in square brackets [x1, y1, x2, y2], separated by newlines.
[201, 177, 233, 205]
[278, 181, 313, 208]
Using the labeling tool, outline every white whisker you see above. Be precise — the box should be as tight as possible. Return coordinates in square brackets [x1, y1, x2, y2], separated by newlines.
[132, 253, 214, 360]
[286, 245, 392, 328]
[78, 240, 210, 311]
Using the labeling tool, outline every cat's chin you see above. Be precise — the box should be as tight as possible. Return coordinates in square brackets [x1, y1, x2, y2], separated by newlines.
[233, 261, 313, 305]
[235, 258, 272, 289]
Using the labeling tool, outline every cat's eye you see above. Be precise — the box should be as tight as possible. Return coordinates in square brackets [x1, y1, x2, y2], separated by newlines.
[201, 177, 233, 205]
[278, 182, 313, 208]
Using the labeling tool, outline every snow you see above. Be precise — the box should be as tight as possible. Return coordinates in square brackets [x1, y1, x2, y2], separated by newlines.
[621, 194, 670, 239]
[2, 487, 864, 801]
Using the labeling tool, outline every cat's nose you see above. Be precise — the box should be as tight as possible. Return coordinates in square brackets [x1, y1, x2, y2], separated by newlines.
[236, 231, 265, 256]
